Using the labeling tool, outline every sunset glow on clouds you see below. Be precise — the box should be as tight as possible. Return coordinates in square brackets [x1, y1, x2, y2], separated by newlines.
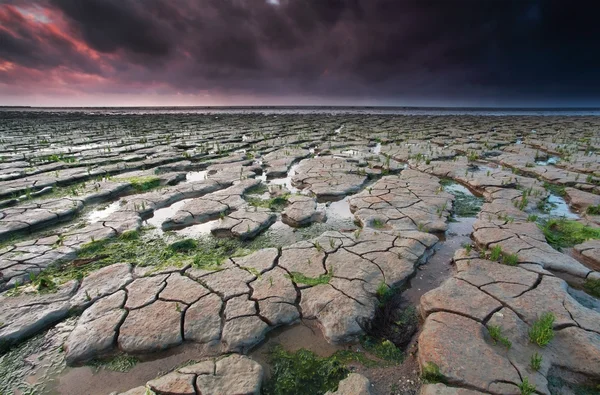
[0, 0, 599, 106]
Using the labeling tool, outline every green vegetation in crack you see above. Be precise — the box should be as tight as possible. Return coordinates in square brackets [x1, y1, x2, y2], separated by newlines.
[440, 180, 483, 218]
[530, 352, 542, 371]
[528, 312, 555, 347]
[540, 218, 600, 250]
[288, 271, 332, 286]
[89, 354, 139, 372]
[543, 182, 566, 197]
[488, 245, 519, 266]
[244, 183, 269, 196]
[37, 230, 255, 284]
[246, 194, 290, 212]
[583, 278, 600, 298]
[359, 336, 404, 364]
[421, 362, 445, 384]
[451, 190, 483, 217]
[361, 284, 416, 365]
[120, 175, 161, 192]
[261, 346, 349, 395]
[586, 204, 600, 215]
[487, 325, 512, 349]
[519, 377, 537, 395]
[9, 177, 111, 203]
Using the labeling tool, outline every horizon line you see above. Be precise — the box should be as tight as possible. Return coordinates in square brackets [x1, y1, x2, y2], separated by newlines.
[2, 105, 600, 110]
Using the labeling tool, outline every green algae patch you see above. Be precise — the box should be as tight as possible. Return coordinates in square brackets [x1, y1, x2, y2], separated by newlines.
[89, 354, 139, 372]
[540, 218, 600, 250]
[287, 271, 332, 286]
[246, 194, 290, 212]
[38, 230, 256, 284]
[584, 278, 600, 298]
[121, 176, 161, 192]
[261, 346, 349, 395]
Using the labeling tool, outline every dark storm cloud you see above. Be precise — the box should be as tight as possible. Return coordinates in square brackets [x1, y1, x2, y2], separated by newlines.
[1, 0, 600, 104]
[50, 0, 171, 56]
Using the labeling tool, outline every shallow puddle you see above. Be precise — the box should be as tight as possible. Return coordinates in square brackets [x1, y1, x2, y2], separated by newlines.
[402, 180, 481, 304]
[535, 156, 559, 166]
[174, 218, 220, 237]
[185, 170, 208, 182]
[86, 200, 121, 223]
[145, 199, 189, 229]
[402, 217, 474, 304]
[51, 343, 216, 395]
[544, 194, 580, 219]
[249, 320, 346, 372]
[266, 163, 301, 193]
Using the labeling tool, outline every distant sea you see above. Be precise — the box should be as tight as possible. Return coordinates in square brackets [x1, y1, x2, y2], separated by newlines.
[2, 106, 600, 116]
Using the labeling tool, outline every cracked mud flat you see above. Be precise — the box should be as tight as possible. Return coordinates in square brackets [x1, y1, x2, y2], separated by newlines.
[1, 109, 600, 395]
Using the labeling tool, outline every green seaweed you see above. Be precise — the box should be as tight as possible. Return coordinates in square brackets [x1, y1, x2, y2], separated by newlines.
[246, 194, 290, 211]
[359, 337, 404, 364]
[261, 346, 349, 395]
[121, 176, 161, 192]
[540, 218, 600, 250]
[288, 271, 332, 286]
[89, 354, 139, 372]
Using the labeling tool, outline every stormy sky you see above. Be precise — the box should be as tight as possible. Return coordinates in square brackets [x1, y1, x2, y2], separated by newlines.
[0, 0, 599, 107]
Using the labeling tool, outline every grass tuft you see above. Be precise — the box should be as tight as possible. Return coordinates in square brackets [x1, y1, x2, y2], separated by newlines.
[586, 204, 600, 215]
[528, 312, 555, 347]
[519, 377, 537, 395]
[487, 325, 512, 349]
[530, 352, 542, 371]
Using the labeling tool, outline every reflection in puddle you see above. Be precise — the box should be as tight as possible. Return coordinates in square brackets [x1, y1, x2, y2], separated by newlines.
[145, 199, 189, 230]
[320, 196, 354, 223]
[535, 156, 559, 166]
[545, 194, 580, 219]
[249, 319, 347, 377]
[145, 198, 219, 237]
[185, 170, 208, 182]
[175, 218, 220, 237]
[403, 217, 475, 304]
[53, 343, 216, 395]
[403, 180, 481, 304]
[371, 142, 381, 154]
[86, 201, 121, 223]
[267, 163, 300, 193]
[443, 182, 472, 195]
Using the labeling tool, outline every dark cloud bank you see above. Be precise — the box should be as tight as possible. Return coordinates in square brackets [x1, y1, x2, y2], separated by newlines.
[0, 0, 599, 106]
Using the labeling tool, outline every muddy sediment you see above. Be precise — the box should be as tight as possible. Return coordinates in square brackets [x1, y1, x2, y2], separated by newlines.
[1, 111, 599, 395]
